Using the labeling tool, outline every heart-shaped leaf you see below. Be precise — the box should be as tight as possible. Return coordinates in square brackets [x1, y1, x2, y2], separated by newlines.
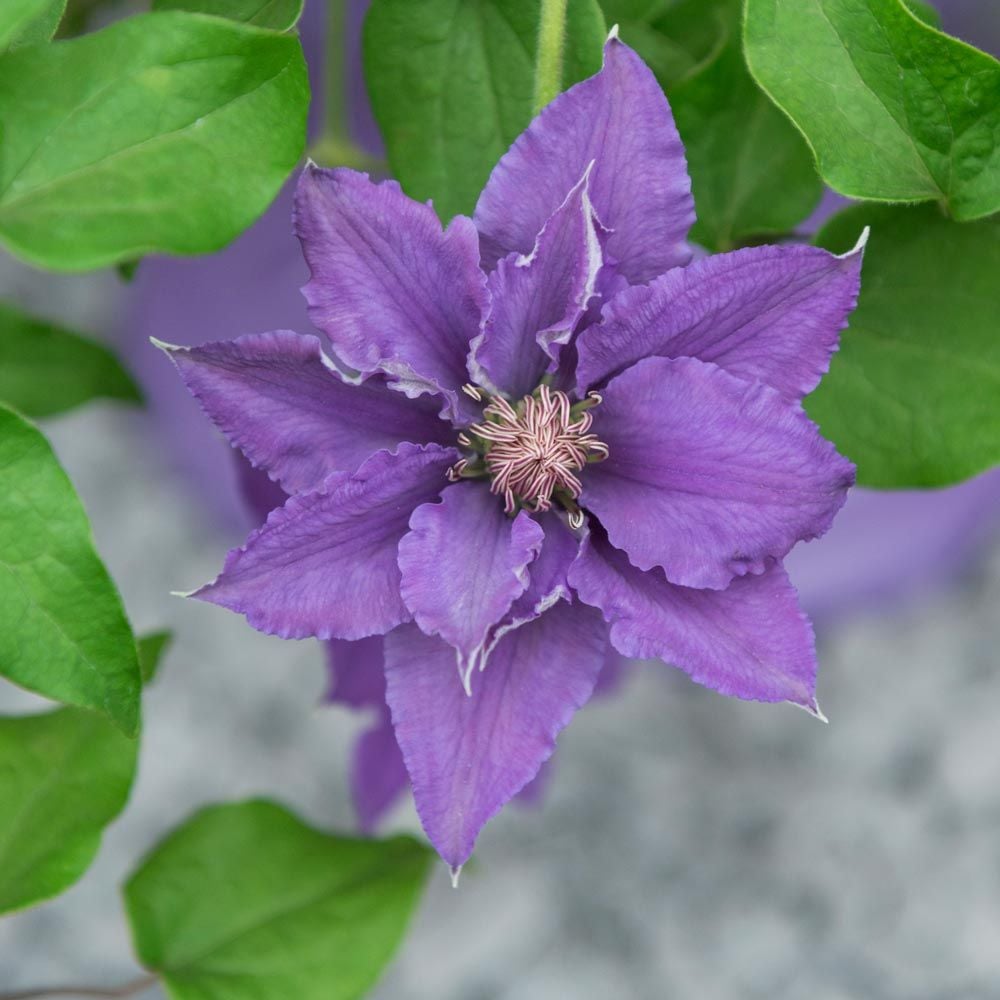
[0, 12, 308, 270]
[744, 0, 1000, 220]
[125, 800, 432, 1000]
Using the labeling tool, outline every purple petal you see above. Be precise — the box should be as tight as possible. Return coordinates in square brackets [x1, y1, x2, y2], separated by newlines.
[515, 757, 554, 807]
[352, 713, 409, 833]
[235, 452, 289, 524]
[593, 643, 632, 698]
[583, 357, 854, 590]
[517, 633, 627, 811]
[474, 34, 693, 285]
[482, 512, 580, 657]
[194, 443, 457, 639]
[471, 167, 605, 397]
[325, 634, 386, 709]
[384, 601, 607, 869]
[295, 165, 488, 421]
[398, 483, 544, 689]
[325, 637, 409, 833]
[507, 513, 579, 616]
[569, 529, 818, 709]
[576, 238, 866, 402]
[158, 331, 452, 493]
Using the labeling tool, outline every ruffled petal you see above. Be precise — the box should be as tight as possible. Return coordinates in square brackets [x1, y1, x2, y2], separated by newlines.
[325, 637, 409, 833]
[159, 331, 452, 493]
[398, 482, 544, 690]
[471, 167, 605, 398]
[295, 165, 488, 422]
[576, 238, 866, 401]
[383, 601, 607, 869]
[474, 34, 693, 285]
[479, 511, 580, 660]
[582, 357, 854, 590]
[193, 443, 457, 639]
[569, 529, 819, 710]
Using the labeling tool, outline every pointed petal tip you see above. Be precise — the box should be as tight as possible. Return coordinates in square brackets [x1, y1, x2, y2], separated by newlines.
[298, 159, 372, 195]
[149, 336, 183, 355]
[839, 225, 870, 259]
[607, 23, 620, 42]
[449, 863, 463, 888]
[792, 698, 829, 724]
[169, 587, 200, 599]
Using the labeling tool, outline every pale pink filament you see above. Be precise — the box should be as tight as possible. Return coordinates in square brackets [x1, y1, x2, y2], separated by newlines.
[465, 386, 608, 515]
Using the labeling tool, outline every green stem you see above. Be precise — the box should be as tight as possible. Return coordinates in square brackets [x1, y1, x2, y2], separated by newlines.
[324, 0, 350, 152]
[532, 0, 569, 114]
[309, 0, 386, 171]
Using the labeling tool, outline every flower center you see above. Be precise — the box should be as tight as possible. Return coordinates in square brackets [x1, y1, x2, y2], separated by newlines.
[447, 384, 608, 527]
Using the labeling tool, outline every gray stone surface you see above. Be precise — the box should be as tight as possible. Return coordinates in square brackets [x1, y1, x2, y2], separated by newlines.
[2, 259, 999, 999]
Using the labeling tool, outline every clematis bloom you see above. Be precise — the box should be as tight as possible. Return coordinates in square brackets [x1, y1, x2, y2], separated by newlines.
[159, 32, 863, 874]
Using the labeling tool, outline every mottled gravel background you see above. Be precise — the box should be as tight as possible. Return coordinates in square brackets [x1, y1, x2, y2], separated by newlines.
[3, 241, 1000, 1000]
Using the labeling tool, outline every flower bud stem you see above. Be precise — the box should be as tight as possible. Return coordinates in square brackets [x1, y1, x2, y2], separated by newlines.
[533, 0, 569, 114]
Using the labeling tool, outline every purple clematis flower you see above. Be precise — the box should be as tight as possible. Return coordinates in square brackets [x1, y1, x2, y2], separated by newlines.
[159, 32, 863, 874]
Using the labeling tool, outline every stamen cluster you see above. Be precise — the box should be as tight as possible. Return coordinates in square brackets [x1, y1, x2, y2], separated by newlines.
[448, 384, 608, 525]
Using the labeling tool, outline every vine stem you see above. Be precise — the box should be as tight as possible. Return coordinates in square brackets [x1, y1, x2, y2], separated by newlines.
[0, 973, 158, 1000]
[532, 0, 569, 114]
[324, 0, 350, 150]
[308, 0, 385, 170]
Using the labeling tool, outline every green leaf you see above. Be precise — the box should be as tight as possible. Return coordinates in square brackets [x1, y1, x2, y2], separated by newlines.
[0, 302, 141, 417]
[599, 0, 671, 20]
[137, 630, 173, 685]
[125, 800, 432, 1000]
[0, 405, 140, 733]
[655, 0, 821, 250]
[743, 0, 1000, 221]
[0, 12, 308, 271]
[609, 0, 728, 89]
[152, 0, 304, 32]
[608, 19, 703, 88]
[902, 0, 939, 27]
[0, 706, 137, 914]
[0, 0, 66, 50]
[364, 0, 607, 222]
[806, 203, 1000, 487]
